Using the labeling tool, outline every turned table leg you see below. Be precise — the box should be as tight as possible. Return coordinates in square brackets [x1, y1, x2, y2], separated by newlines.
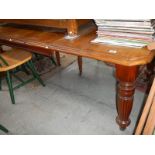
[78, 56, 82, 75]
[115, 65, 139, 129]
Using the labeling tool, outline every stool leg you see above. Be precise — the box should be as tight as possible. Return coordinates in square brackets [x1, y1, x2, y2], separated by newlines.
[21, 64, 30, 75]
[27, 61, 45, 87]
[0, 124, 9, 133]
[6, 71, 15, 104]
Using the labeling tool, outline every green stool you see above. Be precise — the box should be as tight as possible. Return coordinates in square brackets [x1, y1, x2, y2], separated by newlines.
[0, 48, 45, 104]
[0, 124, 9, 133]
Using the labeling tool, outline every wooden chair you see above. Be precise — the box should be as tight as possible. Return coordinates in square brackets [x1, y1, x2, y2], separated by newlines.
[135, 78, 155, 135]
[0, 48, 45, 104]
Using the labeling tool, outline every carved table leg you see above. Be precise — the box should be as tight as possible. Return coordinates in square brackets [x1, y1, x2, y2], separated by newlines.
[78, 56, 82, 75]
[115, 65, 139, 129]
[55, 51, 61, 66]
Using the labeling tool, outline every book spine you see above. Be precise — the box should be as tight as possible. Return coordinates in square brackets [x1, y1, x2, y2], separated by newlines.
[98, 26, 154, 31]
[97, 29, 154, 35]
[91, 38, 148, 48]
[97, 35, 152, 43]
[97, 31, 153, 39]
[95, 20, 152, 27]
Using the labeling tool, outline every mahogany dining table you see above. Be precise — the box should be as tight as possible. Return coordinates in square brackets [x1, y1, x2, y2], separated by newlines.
[0, 24, 154, 130]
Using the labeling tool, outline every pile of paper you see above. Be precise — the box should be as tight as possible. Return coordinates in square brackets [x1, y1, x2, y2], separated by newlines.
[92, 19, 155, 48]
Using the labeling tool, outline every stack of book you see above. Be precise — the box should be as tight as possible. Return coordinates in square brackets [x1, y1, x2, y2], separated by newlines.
[92, 19, 155, 48]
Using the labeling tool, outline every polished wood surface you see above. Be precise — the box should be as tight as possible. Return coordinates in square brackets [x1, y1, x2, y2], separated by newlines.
[0, 26, 64, 56]
[0, 21, 95, 75]
[0, 26, 153, 66]
[53, 31, 155, 66]
[0, 21, 154, 130]
[0, 49, 32, 71]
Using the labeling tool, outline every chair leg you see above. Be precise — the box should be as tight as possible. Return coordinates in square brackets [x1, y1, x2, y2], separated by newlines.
[0, 124, 9, 133]
[27, 61, 45, 87]
[6, 71, 15, 104]
[21, 64, 30, 75]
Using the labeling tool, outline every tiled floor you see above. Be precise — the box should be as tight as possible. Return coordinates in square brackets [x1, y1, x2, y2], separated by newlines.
[0, 58, 147, 134]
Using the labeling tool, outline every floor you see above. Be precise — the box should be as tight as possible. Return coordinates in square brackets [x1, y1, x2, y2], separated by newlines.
[0, 58, 146, 135]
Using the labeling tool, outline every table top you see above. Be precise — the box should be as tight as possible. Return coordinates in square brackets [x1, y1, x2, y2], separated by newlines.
[0, 26, 154, 66]
[53, 31, 155, 66]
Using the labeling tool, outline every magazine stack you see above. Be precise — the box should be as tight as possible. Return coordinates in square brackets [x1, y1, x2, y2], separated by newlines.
[92, 19, 155, 48]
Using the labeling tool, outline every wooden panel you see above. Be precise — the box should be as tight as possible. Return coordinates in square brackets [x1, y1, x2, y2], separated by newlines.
[0, 19, 92, 35]
[135, 78, 155, 135]
[0, 19, 68, 28]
